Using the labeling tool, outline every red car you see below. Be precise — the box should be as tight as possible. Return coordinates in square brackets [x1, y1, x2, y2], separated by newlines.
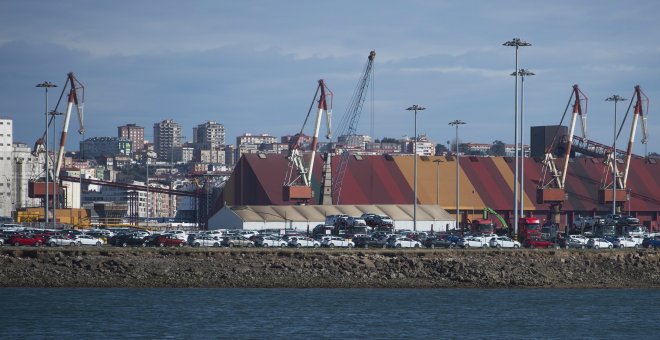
[153, 235, 186, 247]
[9, 234, 47, 247]
[524, 237, 559, 249]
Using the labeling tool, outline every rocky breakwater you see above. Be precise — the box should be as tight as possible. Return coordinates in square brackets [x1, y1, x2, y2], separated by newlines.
[0, 247, 658, 288]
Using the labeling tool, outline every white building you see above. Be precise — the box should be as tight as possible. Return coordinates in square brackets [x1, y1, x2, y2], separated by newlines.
[0, 118, 13, 217]
[12, 142, 42, 211]
[208, 204, 456, 232]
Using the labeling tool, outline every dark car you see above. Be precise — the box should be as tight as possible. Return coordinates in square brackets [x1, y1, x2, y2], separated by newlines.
[353, 235, 388, 249]
[642, 236, 660, 249]
[423, 236, 454, 249]
[113, 234, 148, 247]
[559, 237, 586, 249]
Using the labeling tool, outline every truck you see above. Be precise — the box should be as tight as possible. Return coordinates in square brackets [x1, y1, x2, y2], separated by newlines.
[480, 208, 510, 236]
[518, 217, 542, 245]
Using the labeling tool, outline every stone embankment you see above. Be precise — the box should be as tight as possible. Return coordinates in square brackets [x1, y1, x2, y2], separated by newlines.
[1, 247, 658, 288]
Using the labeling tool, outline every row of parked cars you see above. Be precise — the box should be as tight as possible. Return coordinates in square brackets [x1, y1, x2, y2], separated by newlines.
[0, 227, 106, 247]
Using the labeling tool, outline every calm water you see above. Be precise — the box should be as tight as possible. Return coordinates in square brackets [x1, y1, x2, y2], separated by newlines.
[1, 288, 658, 339]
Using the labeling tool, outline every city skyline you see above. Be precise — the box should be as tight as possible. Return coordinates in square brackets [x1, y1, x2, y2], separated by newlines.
[1, 1, 658, 155]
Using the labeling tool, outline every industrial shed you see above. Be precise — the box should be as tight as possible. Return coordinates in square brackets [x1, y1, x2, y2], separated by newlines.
[221, 153, 660, 230]
[208, 204, 456, 232]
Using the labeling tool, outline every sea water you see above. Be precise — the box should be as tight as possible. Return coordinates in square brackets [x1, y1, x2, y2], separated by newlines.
[1, 288, 658, 339]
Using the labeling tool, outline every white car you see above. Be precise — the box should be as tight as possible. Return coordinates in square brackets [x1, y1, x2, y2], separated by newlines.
[259, 235, 287, 248]
[287, 237, 320, 248]
[321, 236, 355, 248]
[459, 236, 489, 248]
[569, 234, 590, 245]
[47, 235, 76, 246]
[191, 236, 222, 247]
[587, 238, 613, 249]
[614, 237, 639, 249]
[388, 237, 421, 248]
[238, 230, 259, 239]
[201, 230, 224, 238]
[164, 230, 188, 240]
[74, 235, 105, 246]
[489, 236, 521, 248]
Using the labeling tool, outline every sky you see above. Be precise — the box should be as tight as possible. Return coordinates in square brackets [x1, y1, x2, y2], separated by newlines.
[1, 1, 659, 156]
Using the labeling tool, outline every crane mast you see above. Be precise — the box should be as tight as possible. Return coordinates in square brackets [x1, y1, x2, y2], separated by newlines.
[284, 79, 332, 201]
[599, 85, 648, 205]
[328, 50, 376, 204]
[537, 84, 587, 223]
[54, 72, 85, 180]
[622, 85, 648, 185]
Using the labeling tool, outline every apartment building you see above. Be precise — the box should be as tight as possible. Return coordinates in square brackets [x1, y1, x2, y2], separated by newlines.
[154, 119, 183, 161]
[118, 124, 145, 152]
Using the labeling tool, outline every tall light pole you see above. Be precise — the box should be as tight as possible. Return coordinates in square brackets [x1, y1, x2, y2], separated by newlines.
[449, 120, 466, 233]
[36, 81, 57, 226]
[606, 94, 627, 215]
[433, 159, 443, 206]
[511, 69, 534, 218]
[49, 110, 63, 227]
[406, 105, 425, 232]
[503, 37, 531, 239]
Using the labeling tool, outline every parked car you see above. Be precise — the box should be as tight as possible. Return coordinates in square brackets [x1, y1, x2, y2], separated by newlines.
[114, 234, 149, 247]
[353, 235, 388, 249]
[611, 236, 639, 249]
[388, 237, 421, 248]
[321, 236, 355, 248]
[617, 215, 640, 226]
[255, 235, 287, 248]
[287, 237, 320, 248]
[489, 236, 521, 249]
[163, 230, 188, 240]
[47, 235, 77, 247]
[222, 235, 255, 248]
[73, 234, 105, 246]
[642, 236, 660, 249]
[524, 237, 559, 249]
[587, 238, 613, 249]
[561, 238, 587, 249]
[459, 236, 489, 248]
[191, 235, 221, 247]
[9, 234, 46, 247]
[569, 234, 590, 245]
[423, 236, 454, 249]
[152, 235, 186, 247]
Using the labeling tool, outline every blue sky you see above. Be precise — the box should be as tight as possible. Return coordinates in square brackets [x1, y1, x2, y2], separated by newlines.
[1, 1, 658, 155]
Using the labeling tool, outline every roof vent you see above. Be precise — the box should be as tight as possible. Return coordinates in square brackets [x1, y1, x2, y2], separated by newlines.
[257, 153, 266, 159]
[354, 155, 363, 161]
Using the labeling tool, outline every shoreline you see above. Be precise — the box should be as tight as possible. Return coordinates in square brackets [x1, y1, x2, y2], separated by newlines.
[1, 247, 658, 289]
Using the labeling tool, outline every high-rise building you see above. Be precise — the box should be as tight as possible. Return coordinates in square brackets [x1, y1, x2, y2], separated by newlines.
[195, 121, 225, 148]
[12, 142, 42, 210]
[154, 119, 182, 161]
[118, 124, 145, 152]
[80, 137, 133, 159]
[0, 118, 13, 217]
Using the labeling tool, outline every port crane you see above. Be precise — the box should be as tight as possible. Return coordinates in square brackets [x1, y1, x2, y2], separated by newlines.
[599, 85, 649, 207]
[537, 84, 587, 223]
[283, 79, 333, 201]
[324, 50, 376, 204]
[30, 73, 84, 210]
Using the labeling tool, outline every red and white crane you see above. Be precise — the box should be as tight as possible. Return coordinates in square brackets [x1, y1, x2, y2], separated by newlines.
[537, 84, 587, 222]
[600, 85, 648, 205]
[283, 79, 332, 201]
[53, 72, 85, 180]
